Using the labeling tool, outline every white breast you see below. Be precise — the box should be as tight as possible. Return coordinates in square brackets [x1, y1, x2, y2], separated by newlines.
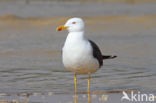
[62, 32, 99, 74]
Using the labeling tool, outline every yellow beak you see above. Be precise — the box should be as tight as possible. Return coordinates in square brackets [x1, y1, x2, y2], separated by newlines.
[56, 25, 68, 31]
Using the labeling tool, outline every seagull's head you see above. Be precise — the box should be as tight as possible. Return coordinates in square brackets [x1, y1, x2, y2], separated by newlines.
[56, 17, 85, 32]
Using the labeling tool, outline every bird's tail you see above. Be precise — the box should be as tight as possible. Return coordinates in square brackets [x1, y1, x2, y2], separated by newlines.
[102, 55, 117, 60]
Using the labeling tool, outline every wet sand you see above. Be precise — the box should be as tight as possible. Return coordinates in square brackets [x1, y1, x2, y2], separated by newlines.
[0, 2, 156, 103]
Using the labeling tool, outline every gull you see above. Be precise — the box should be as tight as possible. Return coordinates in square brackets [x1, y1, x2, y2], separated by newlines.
[56, 17, 117, 94]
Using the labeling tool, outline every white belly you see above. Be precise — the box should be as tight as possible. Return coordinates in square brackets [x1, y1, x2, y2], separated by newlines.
[62, 40, 99, 75]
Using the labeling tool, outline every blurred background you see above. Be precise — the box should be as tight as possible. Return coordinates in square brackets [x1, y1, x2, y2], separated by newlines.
[0, 0, 156, 103]
[1, 0, 156, 4]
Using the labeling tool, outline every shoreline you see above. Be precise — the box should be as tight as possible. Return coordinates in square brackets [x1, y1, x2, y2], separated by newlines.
[0, 90, 155, 103]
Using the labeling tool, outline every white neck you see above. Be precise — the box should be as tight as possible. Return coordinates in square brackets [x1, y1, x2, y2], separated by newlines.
[63, 31, 85, 47]
[67, 31, 85, 41]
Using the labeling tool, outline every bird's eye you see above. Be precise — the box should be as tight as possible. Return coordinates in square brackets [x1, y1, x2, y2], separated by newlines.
[72, 22, 76, 24]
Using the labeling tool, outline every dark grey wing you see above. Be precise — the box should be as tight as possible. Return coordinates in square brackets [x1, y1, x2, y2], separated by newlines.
[89, 40, 117, 67]
[88, 40, 103, 67]
[102, 55, 117, 60]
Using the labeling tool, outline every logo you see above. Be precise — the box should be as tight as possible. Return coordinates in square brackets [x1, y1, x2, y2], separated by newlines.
[121, 91, 155, 102]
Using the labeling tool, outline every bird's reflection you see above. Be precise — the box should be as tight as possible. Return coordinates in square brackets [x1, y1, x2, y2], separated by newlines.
[88, 92, 91, 103]
[74, 91, 91, 103]
[75, 95, 78, 103]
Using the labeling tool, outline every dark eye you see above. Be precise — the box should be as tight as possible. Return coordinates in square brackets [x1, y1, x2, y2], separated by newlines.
[72, 22, 76, 24]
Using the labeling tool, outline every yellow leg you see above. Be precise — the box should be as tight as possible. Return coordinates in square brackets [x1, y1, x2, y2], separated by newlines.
[88, 75, 91, 103]
[74, 73, 77, 95]
[88, 75, 91, 93]
[74, 73, 77, 103]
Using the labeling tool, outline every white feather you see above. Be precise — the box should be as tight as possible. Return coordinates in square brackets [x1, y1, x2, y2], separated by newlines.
[62, 18, 99, 74]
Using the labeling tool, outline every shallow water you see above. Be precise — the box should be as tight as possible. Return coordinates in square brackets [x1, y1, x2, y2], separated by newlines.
[0, 2, 156, 103]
